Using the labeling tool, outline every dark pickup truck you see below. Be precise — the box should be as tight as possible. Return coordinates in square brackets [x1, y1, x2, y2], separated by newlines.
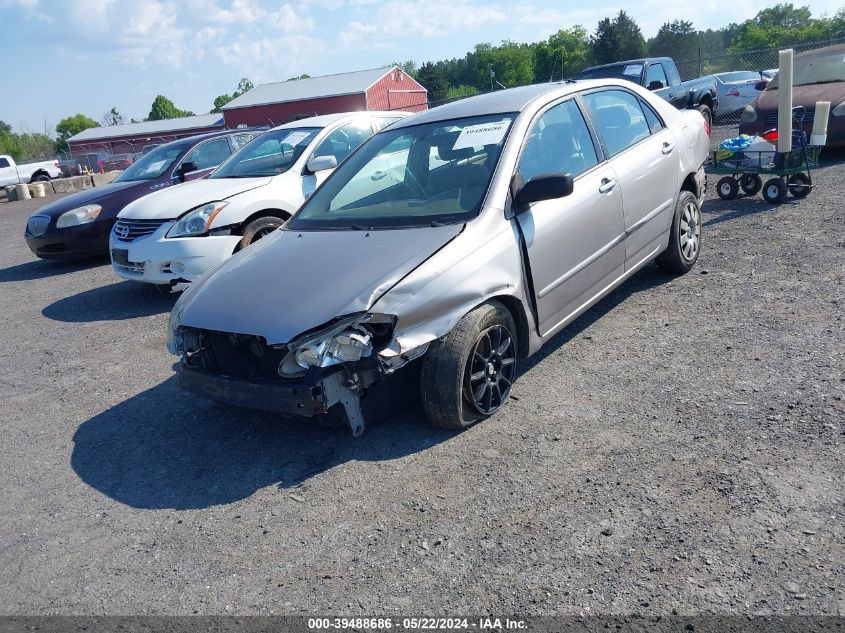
[577, 57, 718, 131]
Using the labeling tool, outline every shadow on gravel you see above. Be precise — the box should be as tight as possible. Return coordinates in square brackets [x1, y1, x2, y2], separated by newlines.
[71, 377, 449, 510]
[42, 280, 177, 322]
[0, 255, 107, 282]
[518, 262, 677, 376]
[701, 195, 798, 227]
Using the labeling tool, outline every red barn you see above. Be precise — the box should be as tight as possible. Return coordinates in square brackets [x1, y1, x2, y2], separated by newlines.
[66, 114, 226, 158]
[222, 66, 427, 127]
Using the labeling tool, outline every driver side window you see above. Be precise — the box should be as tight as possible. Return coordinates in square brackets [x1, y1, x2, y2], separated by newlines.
[312, 120, 374, 164]
[519, 99, 598, 183]
[184, 138, 232, 170]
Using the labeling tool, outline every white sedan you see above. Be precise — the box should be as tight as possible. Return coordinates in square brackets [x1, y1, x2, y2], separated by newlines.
[712, 71, 770, 116]
[110, 111, 407, 288]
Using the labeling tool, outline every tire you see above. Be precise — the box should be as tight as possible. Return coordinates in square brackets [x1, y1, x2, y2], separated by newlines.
[656, 190, 701, 274]
[787, 173, 811, 198]
[697, 104, 712, 136]
[32, 173, 50, 183]
[236, 215, 285, 251]
[739, 174, 763, 196]
[716, 176, 738, 200]
[420, 301, 517, 430]
[762, 178, 786, 204]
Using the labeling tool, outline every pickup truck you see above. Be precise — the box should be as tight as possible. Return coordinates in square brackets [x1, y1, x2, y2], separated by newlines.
[577, 57, 718, 131]
[0, 154, 62, 187]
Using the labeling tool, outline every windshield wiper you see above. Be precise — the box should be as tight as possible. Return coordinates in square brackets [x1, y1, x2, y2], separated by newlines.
[350, 223, 372, 230]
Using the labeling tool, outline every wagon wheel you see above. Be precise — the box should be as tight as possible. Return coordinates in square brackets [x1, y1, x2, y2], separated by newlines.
[717, 176, 738, 200]
[787, 173, 811, 198]
[739, 174, 763, 196]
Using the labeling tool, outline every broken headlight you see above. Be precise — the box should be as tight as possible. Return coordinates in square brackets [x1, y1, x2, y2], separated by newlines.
[295, 328, 373, 369]
[278, 313, 395, 377]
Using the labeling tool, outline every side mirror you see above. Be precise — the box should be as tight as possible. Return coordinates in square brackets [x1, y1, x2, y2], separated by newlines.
[178, 161, 198, 182]
[514, 173, 574, 207]
[647, 80, 665, 91]
[306, 155, 338, 174]
[754, 80, 768, 91]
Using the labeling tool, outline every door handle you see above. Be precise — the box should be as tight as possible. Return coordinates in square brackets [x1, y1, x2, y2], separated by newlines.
[371, 170, 388, 181]
[598, 178, 617, 194]
[662, 141, 675, 155]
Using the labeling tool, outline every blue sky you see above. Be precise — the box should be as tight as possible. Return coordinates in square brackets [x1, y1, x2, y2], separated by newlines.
[1, 0, 842, 134]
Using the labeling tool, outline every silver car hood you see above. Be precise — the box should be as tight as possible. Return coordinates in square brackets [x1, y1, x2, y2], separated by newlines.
[178, 224, 463, 344]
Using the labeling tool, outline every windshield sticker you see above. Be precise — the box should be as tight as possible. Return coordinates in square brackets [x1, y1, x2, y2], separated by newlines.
[142, 160, 166, 174]
[283, 131, 311, 146]
[623, 64, 643, 76]
[452, 121, 509, 150]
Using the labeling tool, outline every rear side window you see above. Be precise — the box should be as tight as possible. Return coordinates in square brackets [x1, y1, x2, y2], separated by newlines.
[0, 157, 9, 168]
[518, 99, 598, 182]
[641, 101, 664, 133]
[312, 119, 374, 163]
[582, 90, 651, 157]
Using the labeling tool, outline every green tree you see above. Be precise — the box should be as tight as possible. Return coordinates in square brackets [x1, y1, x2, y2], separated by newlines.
[211, 78, 255, 113]
[18, 133, 55, 161]
[0, 121, 11, 134]
[148, 95, 195, 121]
[648, 20, 699, 60]
[102, 107, 125, 126]
[534, 26, 591, 82]
[55, 113, 99, 153]
[445, 85, 479, 100]
[416, 62, 449, 103]
[474, 40, 535, 90]
[390, 60, 418, 78]
[286, 74, 311, 81]
[0, 131, 24, 161]
[729, 3, 826, 51]
[591, 11, 648, 64]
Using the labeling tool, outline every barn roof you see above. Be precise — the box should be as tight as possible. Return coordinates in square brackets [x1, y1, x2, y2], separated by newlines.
[222, 67, 396, 111]
[67, 113, 224, 143]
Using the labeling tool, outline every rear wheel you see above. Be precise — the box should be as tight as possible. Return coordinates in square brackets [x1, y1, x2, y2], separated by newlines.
[697, 104, 712, 136]
[762, 178, 786, 204]
[237, 215, 285, 251]
[787, 173, 811, 198]
[739, 174, 763, 196]
[32, 173, 50, 183]
[656, 190, 701, 274]
[717, 176, 738, 200]
[420, 302, 517, 430]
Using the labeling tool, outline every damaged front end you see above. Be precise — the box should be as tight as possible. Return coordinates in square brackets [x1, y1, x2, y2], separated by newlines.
[171, 313, 429, 437]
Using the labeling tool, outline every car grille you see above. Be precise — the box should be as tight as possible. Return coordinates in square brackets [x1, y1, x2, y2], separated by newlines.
[113, 218, 170, 242]
[764, 108, 815, 126]
[27, 215, 50, 237]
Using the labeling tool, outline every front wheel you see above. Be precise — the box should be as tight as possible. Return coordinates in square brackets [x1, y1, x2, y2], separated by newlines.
[236, 215, 286, 251]
[656, 190, 701, 274]
[717, 176, 738, 200]
[740, 174, 763, 196]
[788, 173, 811, 198]
[33, 174, 50, 183]
[420, 302, 517, 430]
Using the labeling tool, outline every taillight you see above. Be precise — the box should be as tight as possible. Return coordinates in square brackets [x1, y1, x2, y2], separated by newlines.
[704, 116, 711, 137]
[727, 89, 740, 97]
[761, 129, 778, 143]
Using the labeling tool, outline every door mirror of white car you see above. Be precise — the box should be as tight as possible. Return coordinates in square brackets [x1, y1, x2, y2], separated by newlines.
[514, 173, 574, 207]
[306, 155, 338, 174]
[178, 161, 198, 182]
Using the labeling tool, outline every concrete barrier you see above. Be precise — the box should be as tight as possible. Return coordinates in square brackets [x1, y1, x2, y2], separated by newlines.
[51, 175, 93, 194]
[29, 183, 46, 198]
[91, 171, 120, 187]
[15, 184, 31, 200]
[1, 170, 122, 204]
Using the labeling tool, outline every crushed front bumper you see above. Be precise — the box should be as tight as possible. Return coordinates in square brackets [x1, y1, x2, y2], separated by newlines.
[176, 366, 328, 417]
[176, 365, 369, 436]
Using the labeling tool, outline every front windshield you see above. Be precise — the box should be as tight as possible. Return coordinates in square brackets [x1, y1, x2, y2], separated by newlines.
[287, 114, 516, 231]
[114, 144, 185, 182]
[211, 127, 320, 178]
[578, 63, 643, 83]
[767, 48, 845, 89]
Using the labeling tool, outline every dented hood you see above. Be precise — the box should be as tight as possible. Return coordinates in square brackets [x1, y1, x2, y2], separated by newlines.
[178, 224, 463, 344]
[119, 176, 271, 220]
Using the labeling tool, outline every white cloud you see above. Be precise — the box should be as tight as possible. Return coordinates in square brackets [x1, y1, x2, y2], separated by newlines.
[338, 0, 508, 48]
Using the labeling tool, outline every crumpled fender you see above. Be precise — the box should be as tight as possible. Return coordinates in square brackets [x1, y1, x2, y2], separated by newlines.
[372, 209, 535, 358]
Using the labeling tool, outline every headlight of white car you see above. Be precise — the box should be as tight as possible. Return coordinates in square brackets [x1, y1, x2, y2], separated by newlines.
[833, 100, 845, 117]
[741, 105, 757, 123]
[166, 201, 228, 238]
[56, 204, 101, 228]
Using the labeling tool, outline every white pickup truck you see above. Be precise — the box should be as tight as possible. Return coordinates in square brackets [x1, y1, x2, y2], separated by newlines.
[0, 154, 62, 187]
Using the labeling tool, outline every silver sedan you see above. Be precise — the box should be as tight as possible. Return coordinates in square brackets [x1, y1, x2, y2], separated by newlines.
[167, 79, 710, 436]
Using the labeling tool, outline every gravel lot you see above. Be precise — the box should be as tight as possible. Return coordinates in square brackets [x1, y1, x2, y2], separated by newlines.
[1, 141, 842, 617]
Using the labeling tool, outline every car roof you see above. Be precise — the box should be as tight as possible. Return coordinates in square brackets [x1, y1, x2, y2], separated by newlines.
[269, 111, 409, 132]
[389, 80, 629, 128]
[152, 127, 264, 151]
[579, 58, 671, 72]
